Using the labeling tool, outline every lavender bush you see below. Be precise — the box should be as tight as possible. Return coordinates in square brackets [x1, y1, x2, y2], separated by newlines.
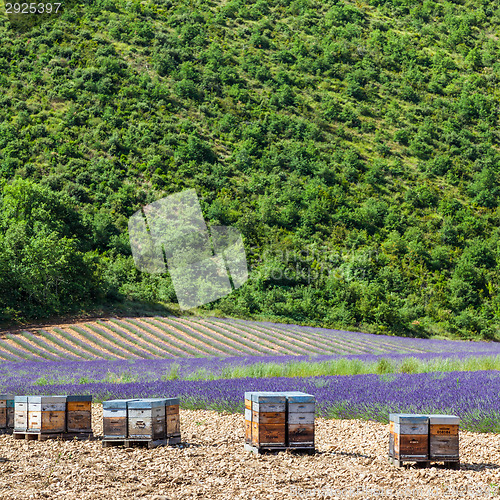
[1, 369, 498, 432]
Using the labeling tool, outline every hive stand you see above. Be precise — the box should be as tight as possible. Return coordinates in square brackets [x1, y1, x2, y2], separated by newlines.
[388, 456, 460, 470]
[13, 431, 94, 441]
[102, 435, 181, 449]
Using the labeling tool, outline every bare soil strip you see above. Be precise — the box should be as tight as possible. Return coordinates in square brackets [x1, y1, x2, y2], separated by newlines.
[0, 405, 498, 499]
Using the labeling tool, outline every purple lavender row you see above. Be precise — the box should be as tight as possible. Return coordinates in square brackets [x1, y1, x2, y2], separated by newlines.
[185, 318, 280, 355]
[246, 319, 500, 355]
[145, 318, 223, 356]
[211, 319, 328, 356]
[239, 319, 425, 354]
[99, 320, 170, 358]
[120, 319, 192, 357]
[39, 329, 98, 360]
[168, 318, 249, 356]
[12, 333, 66, 362]
[68, 325, 134, 359]
[0, 350, 494, 386]
[86, 324, 155, 358]
[3, 370, 500, 432]
[21, 332, 83, 361]
[229, 319, 363, 355]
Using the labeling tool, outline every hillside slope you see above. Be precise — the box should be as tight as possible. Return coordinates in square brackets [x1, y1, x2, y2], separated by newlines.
[2, 316, 499, 361]
[0, 0, 499, 338]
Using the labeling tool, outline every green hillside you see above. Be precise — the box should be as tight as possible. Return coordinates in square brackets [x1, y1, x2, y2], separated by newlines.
[0, 0, 499, 339]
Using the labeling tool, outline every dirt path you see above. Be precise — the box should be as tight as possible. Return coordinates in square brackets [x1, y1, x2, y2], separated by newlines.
[0, 406, 498, 499]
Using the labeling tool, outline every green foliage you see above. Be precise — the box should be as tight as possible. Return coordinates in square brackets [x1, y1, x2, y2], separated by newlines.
[0, 0, 499, 340]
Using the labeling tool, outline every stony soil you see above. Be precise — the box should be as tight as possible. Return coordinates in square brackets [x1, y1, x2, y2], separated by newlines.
[0, 405, 499, 499]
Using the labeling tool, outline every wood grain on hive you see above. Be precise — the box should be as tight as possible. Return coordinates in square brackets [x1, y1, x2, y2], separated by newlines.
[0, 395, 12, 429]
[102, 399, 131, 439]
[251, 393, 286, 448]
[6, 398, 14, 430]
[285, 392, 315, 449]
[428, 414, 459, 461]
[165, 397, 180, 437]
[27, 396, 66, 434]
[66, 395, 92, 433]
[14, 396, 28, 432]
[244, 392, 252, 444]
[390, 414, 429, 461]
[127, 399, 166, 440]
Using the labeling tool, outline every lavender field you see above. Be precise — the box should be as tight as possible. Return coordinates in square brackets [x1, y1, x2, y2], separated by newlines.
[0, 361, 499, 432]
[1, 316, 500, 432]
[1, 316, 499, 361]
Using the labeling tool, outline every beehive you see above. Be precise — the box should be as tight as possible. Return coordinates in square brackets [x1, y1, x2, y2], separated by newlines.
[103, 399, 131, 439]
[0, 395, 13, 429]
[165, 397, 180, 437]
[244, 392, 253, 444]
[27, 396, 66, 433]
[251, 393, 286, 448]
[284, 392, 315, 448]
[14, 396, 28, 432]
[6, 398, 14, 429]
[428, 414, 459, 461]
[66, 395, 92, 433]
[390, 414, 429, 461]
[127, 399, 165, 440]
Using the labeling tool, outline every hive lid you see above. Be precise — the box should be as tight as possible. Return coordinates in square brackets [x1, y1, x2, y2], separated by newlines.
[250, 392, 286, 403]
[282, 391, 315, 403]
[390, 414, 429, 424]
[428, 414, 460, 425]
[66, 395, 92, 402]
[28, 395, 67, 404]
[102, 399, 135, 409]
[14, 396, 28, 403]
[127, 398, 167, 409]
[0, 394, 14, 400]
[244, 392, 254, 401]
[164, 397, 180, 406]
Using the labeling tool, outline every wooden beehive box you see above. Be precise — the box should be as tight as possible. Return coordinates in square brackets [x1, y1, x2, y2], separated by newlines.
[251, 393, 286, 448]
[0, 395, 13, 429]
[127, 399, 166, 440]
[390, 414, 429, 461]
[103, 399, 131, 439]
[14, 396, 28, 432]
[66, 395, 92, 433]
[6, 398, 14, 429]
[28, 395, 66, 434]
[284, 392, 315, 448]
[165, 397, 180, 437]
[244, 392, 253, 445]
[428, 414, 459, 460]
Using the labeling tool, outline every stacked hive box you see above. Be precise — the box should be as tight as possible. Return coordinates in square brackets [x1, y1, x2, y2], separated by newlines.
[0, 395, 14, 433]
[285, 392, 315, 450]
[251, 392, 287, 450]
[428, 414, 460, 468]
[13, 395, 93, 440]
[244, 393, 252, 445]
[389, 413, 460, 468]
[66, 395, 93, 434]
[102, 397, 181, 447]
[165, 397, 181, 440]
[389, 414, 429, 465]
[128, 399, 165, 440]
[244, 391, 316, 453]
[103, 399, 131, 439]
[27, 396, 67, 434]
[14, 396, 28, 432]
[6, 398, 14, 430]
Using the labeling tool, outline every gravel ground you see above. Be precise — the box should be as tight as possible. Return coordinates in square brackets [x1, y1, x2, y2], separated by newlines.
[0, 404, 498, 499]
